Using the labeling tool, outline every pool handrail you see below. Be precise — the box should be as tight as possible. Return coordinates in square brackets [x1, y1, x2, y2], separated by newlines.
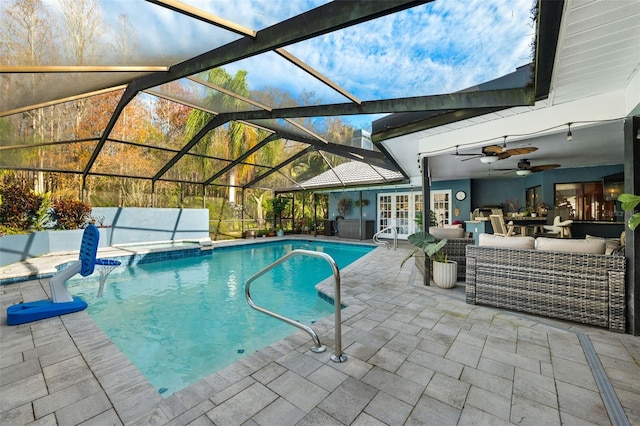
[373, 226, 398, 250]
[245, 249, 347, 363]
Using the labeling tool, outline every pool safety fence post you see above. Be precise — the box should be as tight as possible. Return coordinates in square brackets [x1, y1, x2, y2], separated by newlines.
[245, 249, 347, 362]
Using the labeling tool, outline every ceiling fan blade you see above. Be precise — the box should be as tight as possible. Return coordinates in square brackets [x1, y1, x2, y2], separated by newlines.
[504, 146, 538, 156]
[482, 145, 505, 154]
[531, 164, 560, 172]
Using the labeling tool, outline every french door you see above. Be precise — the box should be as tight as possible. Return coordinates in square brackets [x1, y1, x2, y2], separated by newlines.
[377, 192, 422, 239]
[431, 190, 452, 226]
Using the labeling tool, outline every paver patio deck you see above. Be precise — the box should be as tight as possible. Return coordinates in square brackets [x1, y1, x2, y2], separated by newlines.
[1, 238, 639, 425]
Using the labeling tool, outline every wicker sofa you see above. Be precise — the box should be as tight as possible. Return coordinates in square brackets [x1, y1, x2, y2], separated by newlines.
[465, 235, 626, 332]
[415, 226, 474, 285]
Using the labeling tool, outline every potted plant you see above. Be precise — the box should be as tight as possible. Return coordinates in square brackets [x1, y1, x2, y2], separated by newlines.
[401, 232, 457, 288]
[269, 197, 290, 230]
[276, 225, 284, 237]
[414, 211, 423, 230]
[431, 250, 458, 288]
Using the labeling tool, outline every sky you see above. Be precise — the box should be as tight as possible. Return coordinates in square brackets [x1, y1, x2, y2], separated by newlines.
[42, 0, 536, 131]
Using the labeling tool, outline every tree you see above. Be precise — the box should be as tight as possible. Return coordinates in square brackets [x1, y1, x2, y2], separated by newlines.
[109, 14, 137, 64]
[291, 152, 328, 183]
[55, 0, 103, 65]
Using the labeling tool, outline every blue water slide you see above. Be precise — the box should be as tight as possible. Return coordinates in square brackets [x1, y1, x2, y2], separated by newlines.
[7, 224, 120, 325]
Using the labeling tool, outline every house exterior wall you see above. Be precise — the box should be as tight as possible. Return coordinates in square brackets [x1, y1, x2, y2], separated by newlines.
[326, 164, 625, 235]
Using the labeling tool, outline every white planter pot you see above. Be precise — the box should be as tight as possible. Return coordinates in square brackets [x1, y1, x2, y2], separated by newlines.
[276, 229, 284, 237]
[432, 260, 457, 288]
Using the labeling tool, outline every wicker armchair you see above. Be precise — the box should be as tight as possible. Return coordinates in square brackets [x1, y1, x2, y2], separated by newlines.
[465, 245, 626, 332]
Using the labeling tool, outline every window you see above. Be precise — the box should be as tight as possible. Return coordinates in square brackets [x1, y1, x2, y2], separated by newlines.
[430, 190, 451, 226]
[554, 182, 609, 220]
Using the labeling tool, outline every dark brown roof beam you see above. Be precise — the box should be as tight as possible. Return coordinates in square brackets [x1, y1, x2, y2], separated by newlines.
[144, 89, 219, 115]
[202, 133, 281, 185]
[275, 48, 361, 105]
[243, 146, 315, 189]
[318, 150, 346, 187]
[187, 76, 273, 111]
[276, 168, 306, 191]
[213, 89, 533, 121]
[151, 115, 230, 182]
[138, 1, 429, 91]
[86, 1, 426, 179]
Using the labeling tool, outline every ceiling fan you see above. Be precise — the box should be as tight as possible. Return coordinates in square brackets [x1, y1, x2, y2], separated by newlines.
[495, 159, 561, 175]
[455, 144, 538, 163]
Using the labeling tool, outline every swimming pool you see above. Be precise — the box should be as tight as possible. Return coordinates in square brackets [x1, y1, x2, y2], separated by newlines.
[67, 239, 374, 396]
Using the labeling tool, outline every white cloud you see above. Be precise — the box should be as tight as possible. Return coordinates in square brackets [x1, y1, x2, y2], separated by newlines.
[96, 0, 534, 108]
[284, 0, 535, 100]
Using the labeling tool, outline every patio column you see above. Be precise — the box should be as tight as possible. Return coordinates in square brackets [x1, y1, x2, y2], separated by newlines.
[420, 156, 431, 286]
[624, 114, 639, 335]
[421, 156, 430, 233]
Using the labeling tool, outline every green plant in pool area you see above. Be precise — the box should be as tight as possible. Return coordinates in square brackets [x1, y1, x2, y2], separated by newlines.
[269, 197, 290, 217]
[430, 210, 437, 227]
[51, 199, 92, 230]
[400, 232, 448, 268]
[0, 184, 51, 232]
[34, 192, 52, 231]
[618, 193, 640, 230]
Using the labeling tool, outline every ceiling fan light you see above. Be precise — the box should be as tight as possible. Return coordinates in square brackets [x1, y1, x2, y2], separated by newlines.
[480, 156, 498, 164]
[516, 169, 532, 176]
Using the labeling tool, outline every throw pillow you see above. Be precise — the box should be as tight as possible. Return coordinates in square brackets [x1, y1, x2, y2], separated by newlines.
[585, 234, 621, 255]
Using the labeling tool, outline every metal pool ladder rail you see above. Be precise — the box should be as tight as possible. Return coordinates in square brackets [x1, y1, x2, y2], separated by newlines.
[245, 249, 347, 363]
[373, 226, 398, 250]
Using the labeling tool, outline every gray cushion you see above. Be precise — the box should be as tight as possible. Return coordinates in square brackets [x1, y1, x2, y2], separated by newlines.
[478, 233, 535, 249]
[536, 237, 605, 254]
[429, 226, 465, 239]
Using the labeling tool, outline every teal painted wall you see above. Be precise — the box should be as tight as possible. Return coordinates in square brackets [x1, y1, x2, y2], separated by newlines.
[471, 164, 623, 212]
[431, 179, 472, 223]
[329, 190, 378, 221]
[327, 164, 624, 227]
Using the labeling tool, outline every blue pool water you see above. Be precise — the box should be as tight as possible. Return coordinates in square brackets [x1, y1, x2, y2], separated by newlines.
[67, 240, 374, 396]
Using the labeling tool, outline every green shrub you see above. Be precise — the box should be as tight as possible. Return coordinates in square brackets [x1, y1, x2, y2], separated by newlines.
[51, 199, 92, 230]
[0, 184, 45, 230]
